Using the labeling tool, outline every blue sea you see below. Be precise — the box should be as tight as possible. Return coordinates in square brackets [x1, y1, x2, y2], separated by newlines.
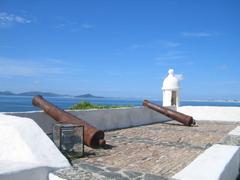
[0, 95, 240, 112]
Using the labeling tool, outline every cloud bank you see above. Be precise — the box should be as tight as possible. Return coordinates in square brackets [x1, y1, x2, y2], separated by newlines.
[0, 12, 31, 28]
[0, 57, 64, 77]
[181, 32, 212, 37]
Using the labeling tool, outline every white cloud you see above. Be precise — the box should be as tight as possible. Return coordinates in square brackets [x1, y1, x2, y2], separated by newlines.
[0, 57, 64, 77]
[54, 17, 95, 32]
[43, 58, 71, 65]
[155, 51, 194, 66]
[104, 70, 143, 78]
[218, 64, 228, 71]
[70, 23, 95, 32]
[175, 74, 184, 80]
[81, 23, 95, 29]
[181, 32, 212, 37]
[155, 54, 185, 61]
[161, 41, 181, 48]
[55, 23, 66, 29]
[0, 12, 31, 28]
[155, 51, 185, 61]
[128, 43, 146, 50]
[0, 44, 13, 49]
[127, 40, 180, 50]
[222, 80, 240, 86]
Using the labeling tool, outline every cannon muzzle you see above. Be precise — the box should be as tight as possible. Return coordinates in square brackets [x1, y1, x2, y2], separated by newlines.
[32, 95, 106, 148]
[143, 100, 195, 126]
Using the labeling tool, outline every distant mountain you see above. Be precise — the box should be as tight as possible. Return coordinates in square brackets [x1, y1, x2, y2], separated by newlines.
[0, 91, 104, 98]
[75, 93, 104, 98]
[18, 91, 61, 97]
[0, 91, 15, 96]
[0, 91, 61, 97]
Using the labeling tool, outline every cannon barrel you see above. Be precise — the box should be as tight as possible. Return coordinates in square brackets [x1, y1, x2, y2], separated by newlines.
[143, 100, 195, 126]
[32, 95, 106, 148]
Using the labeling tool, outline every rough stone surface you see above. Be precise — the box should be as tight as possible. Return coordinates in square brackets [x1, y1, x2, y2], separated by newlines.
[220, 135, 240, 146]
[53, 120, 239, 179]
[53, 161, 167, 180]
[123, 171, 142, 178]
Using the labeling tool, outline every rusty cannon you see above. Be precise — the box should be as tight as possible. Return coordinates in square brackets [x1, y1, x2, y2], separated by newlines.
[143, 100, 195, 126]
[32, 95, 106, 148]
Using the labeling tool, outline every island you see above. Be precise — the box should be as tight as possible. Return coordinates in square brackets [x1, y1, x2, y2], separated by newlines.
[0, 91, 104, 98]
[75, 93, 104, 98]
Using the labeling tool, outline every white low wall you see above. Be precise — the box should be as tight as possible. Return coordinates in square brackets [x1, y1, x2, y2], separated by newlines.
[0, 114, 70, 180]
[173, 144, 240, 180]
[6, 106, 240, 135]
[6, 107, 171, 134]
[178, 106, 240, 122]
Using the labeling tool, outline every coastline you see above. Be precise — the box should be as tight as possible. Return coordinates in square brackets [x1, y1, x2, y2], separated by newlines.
[0, 95, 240, 113]
[184, 99, 240, 103]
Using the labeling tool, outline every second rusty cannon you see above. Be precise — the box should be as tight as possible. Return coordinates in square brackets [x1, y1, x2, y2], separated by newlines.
[143, 100, 195, 126]
[32, 95, 106, 148]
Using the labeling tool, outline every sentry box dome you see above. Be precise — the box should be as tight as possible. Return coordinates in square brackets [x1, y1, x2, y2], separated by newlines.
[162, 69, 180, 108]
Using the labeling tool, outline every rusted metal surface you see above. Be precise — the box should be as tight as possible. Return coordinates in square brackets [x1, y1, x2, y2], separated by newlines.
[32, 95, 105, 148]
[143, 100, 195, 126]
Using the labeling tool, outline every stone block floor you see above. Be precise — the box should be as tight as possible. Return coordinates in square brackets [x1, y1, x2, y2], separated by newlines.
[53, 120, 240, 179]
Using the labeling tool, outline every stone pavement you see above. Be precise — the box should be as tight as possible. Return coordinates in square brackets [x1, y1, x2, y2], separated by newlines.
[53, 161, 168, 180]
[53, 120, 239, 179]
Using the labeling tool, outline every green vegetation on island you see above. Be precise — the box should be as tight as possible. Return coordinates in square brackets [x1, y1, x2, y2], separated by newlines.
[70, 101, 132, 110]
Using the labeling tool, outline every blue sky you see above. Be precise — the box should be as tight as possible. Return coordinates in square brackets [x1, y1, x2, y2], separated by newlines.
[0, 0, 240, 99]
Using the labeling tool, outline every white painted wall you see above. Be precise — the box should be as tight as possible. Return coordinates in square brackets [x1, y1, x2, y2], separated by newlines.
[6, 111, 57, 135]
[5, 106, 240, 136]
[0, 114, 70, 180]
[70, 107, 170, 131]
[49, 173, 66, 180]
[173, 144, 240, 180]
[6, 107, 171, 134]
[178, 106, 240, 122]
[162, 90, 172, 106]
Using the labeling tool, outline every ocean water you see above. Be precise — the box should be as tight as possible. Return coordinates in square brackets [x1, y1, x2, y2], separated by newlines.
[0, 95, 240, 112]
